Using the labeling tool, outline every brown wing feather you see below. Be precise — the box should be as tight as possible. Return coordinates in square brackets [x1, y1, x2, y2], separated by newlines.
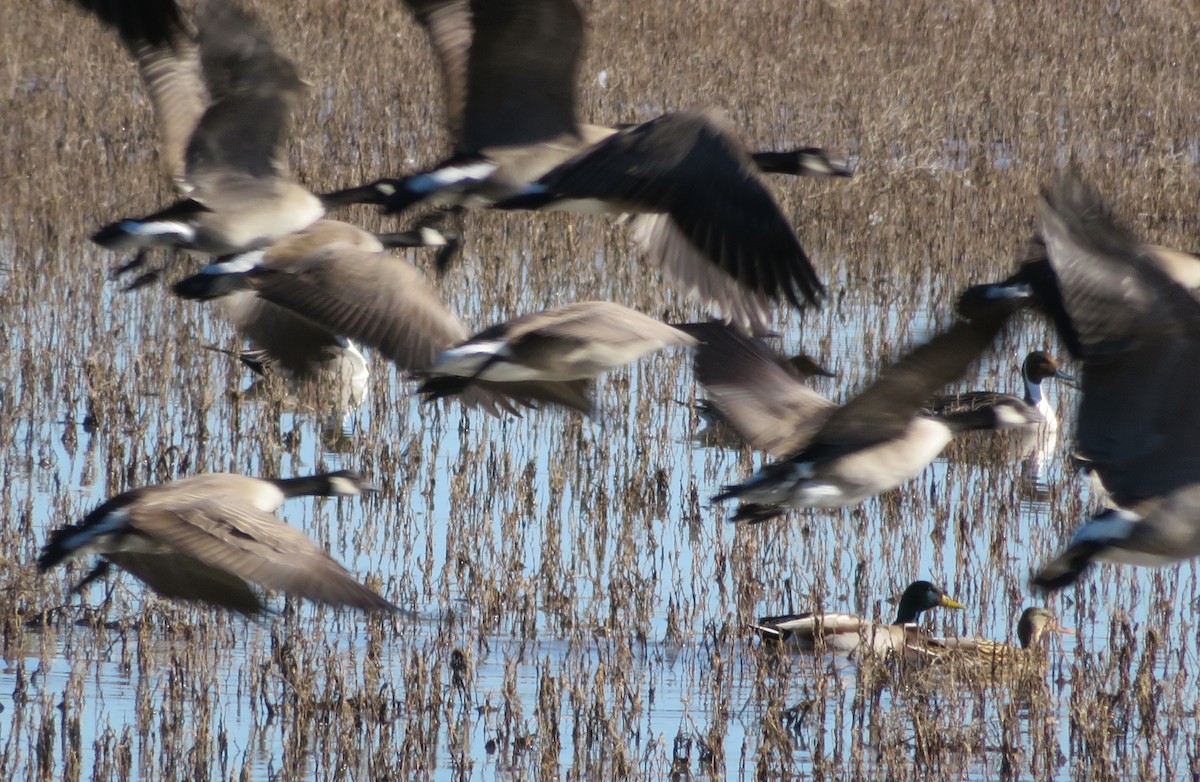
[220, 292, 346, 377]
[459, 0, 583, 151]
[403, 0, 472, 141]
[685, 324, 835, 456]
[536, 111, 823, 324]
[127, 500, 394, 612]
[106, 550, 265, 614]
[815, 316, 1008, 452]
[1038, 174, 1200, 503]
[248, 246, 469, 372]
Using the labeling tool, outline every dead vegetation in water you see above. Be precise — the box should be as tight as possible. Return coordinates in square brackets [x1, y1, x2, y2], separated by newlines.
[0, 0, 1199, 778]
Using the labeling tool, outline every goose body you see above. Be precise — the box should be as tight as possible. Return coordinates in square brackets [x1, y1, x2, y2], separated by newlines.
[38, 471, 394, 614]
[751, 581, 964, 655]
[418, 301, 695, 414]
[715, 312, 1024, 523]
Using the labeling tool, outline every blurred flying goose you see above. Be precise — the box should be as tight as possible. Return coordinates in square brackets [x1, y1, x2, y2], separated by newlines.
[751, 580, 964, 655]
[417, 301, 696, 415]
[322, 0, 849, 333]
[173, 219, 511, 415]
[914, 607, 1073, 667]
[713, 309, 1032, 523]
[962, 175, 1200, 590]
[76, 0, 323, 257]
[928, 350, 1073, 431]
[38, 471, 395, 615]
[75, 0, 450, 271]
[677, 323, 835, 456]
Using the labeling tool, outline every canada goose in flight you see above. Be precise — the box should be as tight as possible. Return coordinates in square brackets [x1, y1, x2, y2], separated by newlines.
[677, 323, 835, 456]
[73, 0, 449, 275]
[74, 0, 323, 256]
[417, 301, 696, 415]
[321, 0, 849, 334]
[750, 580, 964, 656]
[913, 607, 1073, 668]
[713, 307, 1031, 523]
[961, 174, 1200, 590]
[172, 219, 513, 415]
[38, 471, 395, 615]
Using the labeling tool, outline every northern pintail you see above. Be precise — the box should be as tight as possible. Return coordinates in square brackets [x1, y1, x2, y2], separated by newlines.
[677, 323, 835, 457]
[929, 350, 1073, 432]
[38, 471, 395, 615]
[750, 580, 964, 656]
[418, 301, 696, 415]
[321, 0, 850, 334]
[958, 173, 1200, 589]
[713, 309, 1031, 523]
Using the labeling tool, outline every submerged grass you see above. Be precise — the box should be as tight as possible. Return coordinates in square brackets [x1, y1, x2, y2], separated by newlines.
[0, 0, 1199, 779]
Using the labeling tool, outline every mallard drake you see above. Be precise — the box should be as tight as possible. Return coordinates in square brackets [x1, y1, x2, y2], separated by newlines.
[749, 580, 965, 655]
[38, 471, 396, 615]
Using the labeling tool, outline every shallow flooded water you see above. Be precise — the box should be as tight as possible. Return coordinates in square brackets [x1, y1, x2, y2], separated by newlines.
[3, 0, 1200, 779]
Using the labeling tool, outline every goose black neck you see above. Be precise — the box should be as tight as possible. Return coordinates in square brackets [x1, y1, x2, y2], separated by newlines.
[751, 150, 807, 175]
[318, 183, 390, 209]
[270, 471, 359, 498]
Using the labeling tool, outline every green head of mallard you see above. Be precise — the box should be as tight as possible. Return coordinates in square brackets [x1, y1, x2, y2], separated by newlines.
[893, 580, 964, 624]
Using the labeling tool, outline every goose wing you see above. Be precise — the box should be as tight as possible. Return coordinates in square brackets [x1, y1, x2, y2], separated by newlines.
[1037, 174, 1200, 501]
[456, 0, 584, 152]
[70, 0, 206, 192]
[126, 498, 395, 612]
[532, 111, 823, 333]
[501, 301, 692, 353]
[245, 246, 469, 372]
[106, 550, 266, 614]
[402, 0, 472, 142]
[806, 315, 1008, 462]
[185, 0, 304, 184]
[221, 291, 347, 377]
[683, 323, 834, 456]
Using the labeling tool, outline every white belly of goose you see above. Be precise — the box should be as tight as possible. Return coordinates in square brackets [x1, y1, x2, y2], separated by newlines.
[790, 418, 954, 508]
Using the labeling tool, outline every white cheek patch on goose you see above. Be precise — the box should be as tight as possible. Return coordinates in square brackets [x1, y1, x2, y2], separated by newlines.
[418, 227, 449, 246]
[123, 220, 196, 242]
[409, 161, 499, 193]
[199, 250, 266, 275]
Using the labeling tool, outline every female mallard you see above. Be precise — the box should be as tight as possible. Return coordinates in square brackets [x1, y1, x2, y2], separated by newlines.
[749, 581, 964, 655]
[915, 607, 1073, 667]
